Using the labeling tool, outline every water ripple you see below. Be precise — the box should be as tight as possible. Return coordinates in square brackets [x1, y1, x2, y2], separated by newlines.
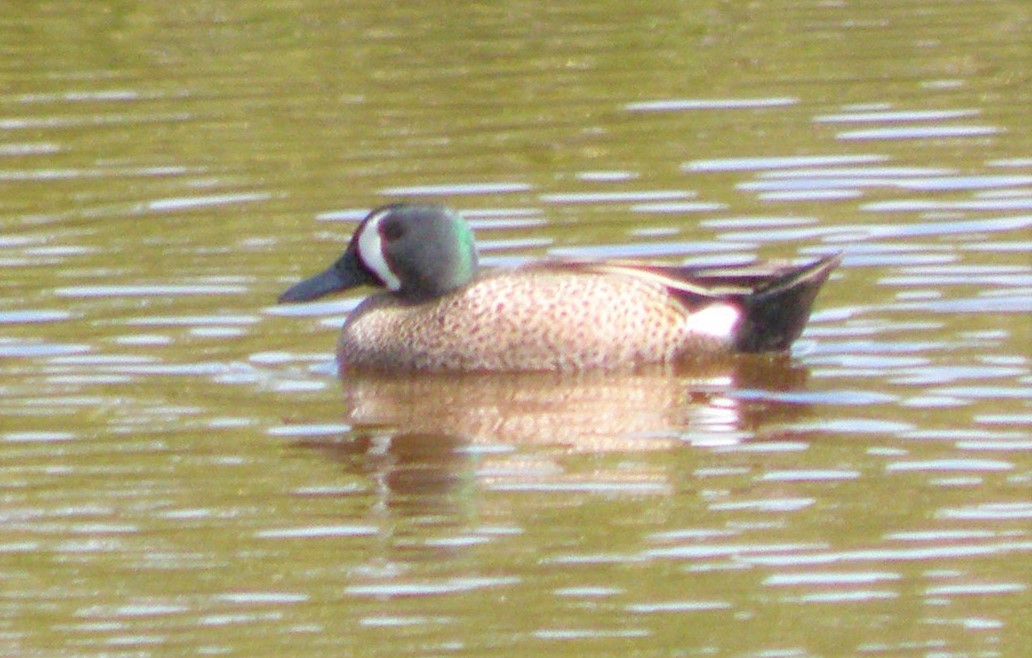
[0, 309, 72, 324]
[145, 192, 271, 211]
[626, 97, 797, 111]
[743, 541, 1032, 566]
[626, 600, 731, 613]
[214, 592, 309, 605]
[924, 582, 1025, 596]
[684, 154, 886, 172]
[345, 577, 520, 598]
[790, 590, 897, 603]
[885, 459, 1013, 472]
[380, 182, 532, 196]
[646, 542, 827, 560]
[837, 125, 1000, 140]
[549, 241, 749, 259]
[814, 109, 981, 123]
[54, 284, 249, 297]
[938, 503, 1032, 521]
[764, 571, 900, 586]
[759, 470, 860, 482]
[256, 525, 378, 539]
[539, 190, 693, 204]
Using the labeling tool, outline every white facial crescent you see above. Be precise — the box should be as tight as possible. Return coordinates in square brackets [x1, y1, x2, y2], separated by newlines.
[357, 209, 402, 291]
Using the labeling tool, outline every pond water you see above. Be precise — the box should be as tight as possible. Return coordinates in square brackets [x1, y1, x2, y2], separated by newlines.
[1, 1, 1030, 656]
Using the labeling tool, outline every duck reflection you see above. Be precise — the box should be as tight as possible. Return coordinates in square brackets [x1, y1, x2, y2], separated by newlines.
[344, 358, 807, 448]
[295, 357, 812, 503]
[290, 358, 814, 568]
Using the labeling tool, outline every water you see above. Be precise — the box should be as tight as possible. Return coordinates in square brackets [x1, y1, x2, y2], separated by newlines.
[1, 1, 1030, 656]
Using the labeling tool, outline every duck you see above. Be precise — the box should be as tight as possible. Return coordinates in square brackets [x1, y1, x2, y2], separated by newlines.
[278, 204, 841, 372]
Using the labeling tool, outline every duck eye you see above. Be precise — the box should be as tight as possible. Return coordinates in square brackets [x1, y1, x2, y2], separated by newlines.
[380, 218, 405, 242]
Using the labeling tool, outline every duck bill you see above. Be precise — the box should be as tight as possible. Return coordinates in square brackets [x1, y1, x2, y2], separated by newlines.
[278, 249, 374, 303]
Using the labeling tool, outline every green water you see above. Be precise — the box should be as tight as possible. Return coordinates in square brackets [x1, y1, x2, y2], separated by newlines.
[1, 1, 1029, 656]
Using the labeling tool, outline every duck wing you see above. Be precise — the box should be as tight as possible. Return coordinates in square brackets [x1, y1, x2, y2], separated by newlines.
[527, 253, 843, 352]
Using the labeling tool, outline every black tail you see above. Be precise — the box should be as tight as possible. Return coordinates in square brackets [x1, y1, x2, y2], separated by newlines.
[733, 253, 842, 352]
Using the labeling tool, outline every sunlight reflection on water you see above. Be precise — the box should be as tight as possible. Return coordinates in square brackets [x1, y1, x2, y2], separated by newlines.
[2, 1, 1030, 656]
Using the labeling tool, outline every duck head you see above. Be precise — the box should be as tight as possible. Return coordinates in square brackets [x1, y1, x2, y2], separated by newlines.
[279, 204, 479, 303]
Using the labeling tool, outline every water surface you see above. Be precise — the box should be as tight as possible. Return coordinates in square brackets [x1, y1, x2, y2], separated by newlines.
[1, 1, 1030, 656]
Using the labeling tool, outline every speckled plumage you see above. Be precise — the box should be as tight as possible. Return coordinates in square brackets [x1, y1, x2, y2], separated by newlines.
[337, 267, 726, 371]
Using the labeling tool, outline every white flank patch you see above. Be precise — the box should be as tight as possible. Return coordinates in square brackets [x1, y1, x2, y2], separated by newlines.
[683, 303, 740, 340]
[357, 209, 401, 290]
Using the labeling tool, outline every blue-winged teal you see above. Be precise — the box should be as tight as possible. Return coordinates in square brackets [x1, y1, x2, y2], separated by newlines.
[279, 204, 841, 372]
